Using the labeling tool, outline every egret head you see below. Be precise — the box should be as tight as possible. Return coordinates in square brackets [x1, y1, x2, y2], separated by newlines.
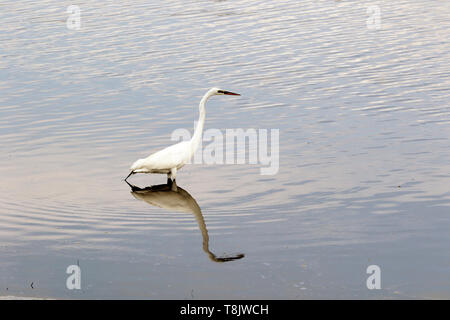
[211, 87, 240, 96]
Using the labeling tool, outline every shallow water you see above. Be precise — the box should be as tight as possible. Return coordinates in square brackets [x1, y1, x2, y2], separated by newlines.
[0, 0, 449, 299]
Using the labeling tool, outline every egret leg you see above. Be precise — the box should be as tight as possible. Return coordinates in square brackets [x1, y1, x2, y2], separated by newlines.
[170, 167, 177, 183]
[170, 179, 178, 192]
[169, 168, 178, 191]
[125, 180, 141, 191]
[124, 171, 134, 182]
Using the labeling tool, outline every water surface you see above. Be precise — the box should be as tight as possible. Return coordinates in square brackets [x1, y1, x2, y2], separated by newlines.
[0, 0, 449, 299]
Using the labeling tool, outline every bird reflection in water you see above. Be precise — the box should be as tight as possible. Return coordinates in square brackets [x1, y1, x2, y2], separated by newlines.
[126, 181, 245, 263]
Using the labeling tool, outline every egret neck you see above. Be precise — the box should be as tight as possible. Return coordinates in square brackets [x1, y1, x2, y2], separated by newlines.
[190, 89, 215, 157]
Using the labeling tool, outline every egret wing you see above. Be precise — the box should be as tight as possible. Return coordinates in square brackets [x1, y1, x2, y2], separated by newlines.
[141, 141, 191, 171]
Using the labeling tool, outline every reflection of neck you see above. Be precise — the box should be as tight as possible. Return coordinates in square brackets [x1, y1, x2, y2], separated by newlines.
[130, 183, 243, 263]
[192, 202, 244, 263]
[189, 196, 216, 262]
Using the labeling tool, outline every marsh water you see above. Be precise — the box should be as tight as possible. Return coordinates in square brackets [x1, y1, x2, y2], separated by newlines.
[0, 0, 449, 299]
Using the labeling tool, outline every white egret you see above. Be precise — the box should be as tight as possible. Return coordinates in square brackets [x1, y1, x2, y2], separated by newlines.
[124, 87, 240, 183]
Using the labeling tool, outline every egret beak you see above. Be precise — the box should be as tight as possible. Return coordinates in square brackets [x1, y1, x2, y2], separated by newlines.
[219, 90, 240, 96]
